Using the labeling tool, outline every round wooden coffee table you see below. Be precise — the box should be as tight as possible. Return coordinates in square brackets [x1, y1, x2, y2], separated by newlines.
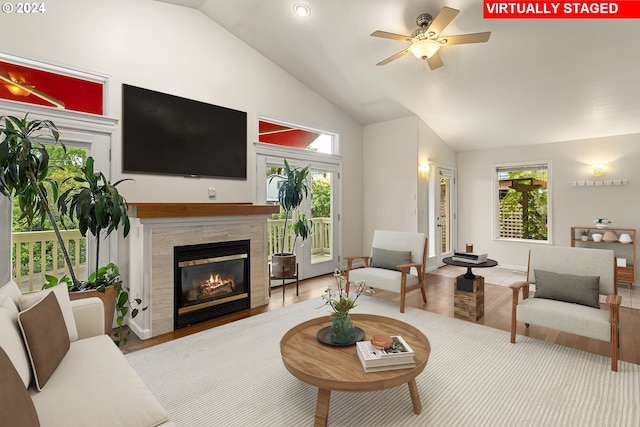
[280, 313, 431, 427]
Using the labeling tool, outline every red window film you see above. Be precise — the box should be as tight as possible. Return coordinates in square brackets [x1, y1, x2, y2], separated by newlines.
[0, 60, 103, 115]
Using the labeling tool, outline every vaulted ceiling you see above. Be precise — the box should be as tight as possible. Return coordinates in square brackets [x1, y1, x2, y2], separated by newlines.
[156, 0, 640, 152]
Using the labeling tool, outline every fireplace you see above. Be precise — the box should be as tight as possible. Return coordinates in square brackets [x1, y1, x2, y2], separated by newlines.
[174, 240, 250, 329]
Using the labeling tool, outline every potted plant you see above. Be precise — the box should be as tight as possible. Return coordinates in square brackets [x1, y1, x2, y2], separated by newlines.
[58, 156, 145, 347]
[270, 159, 311, 278]
[0, 115, 79, 283]
[580, 229, 590, 241]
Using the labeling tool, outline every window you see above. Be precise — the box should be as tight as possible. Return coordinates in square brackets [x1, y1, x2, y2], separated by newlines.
[258, 119, 335, 154]
[0, 54, 105, 115]
[495, 162, 550, 242]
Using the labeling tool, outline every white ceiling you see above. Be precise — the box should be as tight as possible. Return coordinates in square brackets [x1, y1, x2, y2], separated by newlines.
[156, 0, 640, 152]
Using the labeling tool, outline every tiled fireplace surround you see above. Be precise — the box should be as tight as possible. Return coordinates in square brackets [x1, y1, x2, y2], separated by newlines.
[125, 203, 278, 339]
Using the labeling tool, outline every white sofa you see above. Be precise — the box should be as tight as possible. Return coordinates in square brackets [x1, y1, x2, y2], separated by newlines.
[0, 280, 173, 427]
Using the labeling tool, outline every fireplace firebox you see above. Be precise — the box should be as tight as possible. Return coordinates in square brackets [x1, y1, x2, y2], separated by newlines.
[174, 240, 250, 329]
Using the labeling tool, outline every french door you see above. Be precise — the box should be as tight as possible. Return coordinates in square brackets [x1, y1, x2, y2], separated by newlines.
[435, 167, 457, 266]
[256, 146, 340, 280]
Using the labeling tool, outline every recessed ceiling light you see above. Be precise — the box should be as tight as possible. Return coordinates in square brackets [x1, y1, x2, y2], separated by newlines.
[293, 3, 311, 17]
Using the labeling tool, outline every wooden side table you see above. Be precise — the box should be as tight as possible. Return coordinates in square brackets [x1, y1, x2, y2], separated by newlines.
[280, 314, 431, 427]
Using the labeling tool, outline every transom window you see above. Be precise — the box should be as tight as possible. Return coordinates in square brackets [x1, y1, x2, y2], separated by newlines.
[258, 119, 335, 154]
[495, 162, 550, 242]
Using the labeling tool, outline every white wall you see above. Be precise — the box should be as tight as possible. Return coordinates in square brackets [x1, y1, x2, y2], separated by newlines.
[457, 133, 640, 270]
[362, 116, 455, 253]
[0, 0, 364, 264]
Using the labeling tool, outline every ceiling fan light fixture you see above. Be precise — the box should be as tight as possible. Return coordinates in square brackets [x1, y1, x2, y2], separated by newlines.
[292, 3, 311, 17]
[409, 39, 440, 60]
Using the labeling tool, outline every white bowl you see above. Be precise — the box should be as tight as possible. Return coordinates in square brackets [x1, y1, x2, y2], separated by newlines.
[592, 233, 603, 242]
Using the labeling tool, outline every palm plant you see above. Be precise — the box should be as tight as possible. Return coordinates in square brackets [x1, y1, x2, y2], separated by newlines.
[57, 156, 143, 347]
[272, 159, 311, 254]
[58, 156, 131, 275]
[0, 114, 78, 283]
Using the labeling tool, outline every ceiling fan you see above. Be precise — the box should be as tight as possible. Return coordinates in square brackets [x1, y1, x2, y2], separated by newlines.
[371, 6, 490, 70]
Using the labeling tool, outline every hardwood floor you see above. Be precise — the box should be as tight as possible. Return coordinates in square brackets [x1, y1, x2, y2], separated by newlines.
[120, 272, 640, 366]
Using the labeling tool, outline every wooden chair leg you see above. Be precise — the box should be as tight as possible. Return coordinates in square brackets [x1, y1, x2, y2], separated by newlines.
[419, 274, 427, 303]
[510, 290, 518, 344]
[610, 306, 619, 372]
[399, 273, 407, 313]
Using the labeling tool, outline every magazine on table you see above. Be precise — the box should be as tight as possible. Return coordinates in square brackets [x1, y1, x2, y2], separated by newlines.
[357, 336, 414, 357]
[356, 336, 415, 368]
[356, 348, 416, 372]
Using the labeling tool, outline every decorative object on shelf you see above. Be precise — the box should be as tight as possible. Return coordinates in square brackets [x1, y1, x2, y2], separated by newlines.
[593, 218, 611, 229]
[580, 229, 590, 241]
[603, 231, 618, 242]
[465, 243, 474, 253]
[592, 233, 603, 242]
[619, 233, 633, 244]
[320, 268, 373, 345]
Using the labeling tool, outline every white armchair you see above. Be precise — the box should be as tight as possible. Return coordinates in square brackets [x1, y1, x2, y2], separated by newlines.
[510, 246, 621, 371]
[345, 230, 428, 313]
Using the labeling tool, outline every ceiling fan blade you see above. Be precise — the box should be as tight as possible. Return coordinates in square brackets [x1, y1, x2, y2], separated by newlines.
[439, 32, 491, 46]
[376, 48, 410, 66]
[370, 30, 412, 42]
[427, 7, 459, 38]
[427, 52, 444, 70]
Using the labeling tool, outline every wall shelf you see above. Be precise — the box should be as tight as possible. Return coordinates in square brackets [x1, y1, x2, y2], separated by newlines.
[571, 180, 628, 187]
[571, 226, 636, 290]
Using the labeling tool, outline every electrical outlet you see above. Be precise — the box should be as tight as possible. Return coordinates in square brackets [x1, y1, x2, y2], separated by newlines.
[208, 187, 216, 199]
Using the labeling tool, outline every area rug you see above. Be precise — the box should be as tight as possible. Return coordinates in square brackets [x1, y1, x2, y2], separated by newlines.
[126, 296, 640, 427]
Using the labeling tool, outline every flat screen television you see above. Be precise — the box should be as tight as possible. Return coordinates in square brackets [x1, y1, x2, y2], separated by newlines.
[122, 84, 247, 179]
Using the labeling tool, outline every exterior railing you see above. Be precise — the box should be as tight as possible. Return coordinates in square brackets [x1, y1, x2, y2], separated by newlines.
[11, 230, 86, 292]
[267, 217, 331, 259]
[12, 220, 329, 290]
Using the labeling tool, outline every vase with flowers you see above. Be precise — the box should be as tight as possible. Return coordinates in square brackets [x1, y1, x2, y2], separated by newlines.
[321, 268, 372, 345]
[594, 218, 611, 229]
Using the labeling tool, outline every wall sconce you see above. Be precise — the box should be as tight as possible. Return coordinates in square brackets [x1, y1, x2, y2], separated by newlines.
[591, 162, 607, 176]
[419, 162, 430, 178]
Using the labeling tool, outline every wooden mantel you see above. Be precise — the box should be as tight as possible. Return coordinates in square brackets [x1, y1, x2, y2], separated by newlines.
[128, 202, 279, 218]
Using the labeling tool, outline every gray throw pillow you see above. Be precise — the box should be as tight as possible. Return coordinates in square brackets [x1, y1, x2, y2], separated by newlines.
[371, 247, 412, 271]
[533, 269, 600, 308]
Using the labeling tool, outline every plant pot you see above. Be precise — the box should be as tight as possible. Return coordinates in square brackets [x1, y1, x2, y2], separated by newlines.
[580, 236, 589, 241]
[592, 233, 603, 242]
[271, 253, 296, 278]
[69, 285, 116, 335]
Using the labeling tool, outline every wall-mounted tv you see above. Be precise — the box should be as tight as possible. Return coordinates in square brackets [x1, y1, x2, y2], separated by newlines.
[122, 84, 247, 179]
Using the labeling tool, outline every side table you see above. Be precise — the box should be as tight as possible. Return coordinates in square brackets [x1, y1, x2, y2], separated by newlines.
[442, 257, 498, 321]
